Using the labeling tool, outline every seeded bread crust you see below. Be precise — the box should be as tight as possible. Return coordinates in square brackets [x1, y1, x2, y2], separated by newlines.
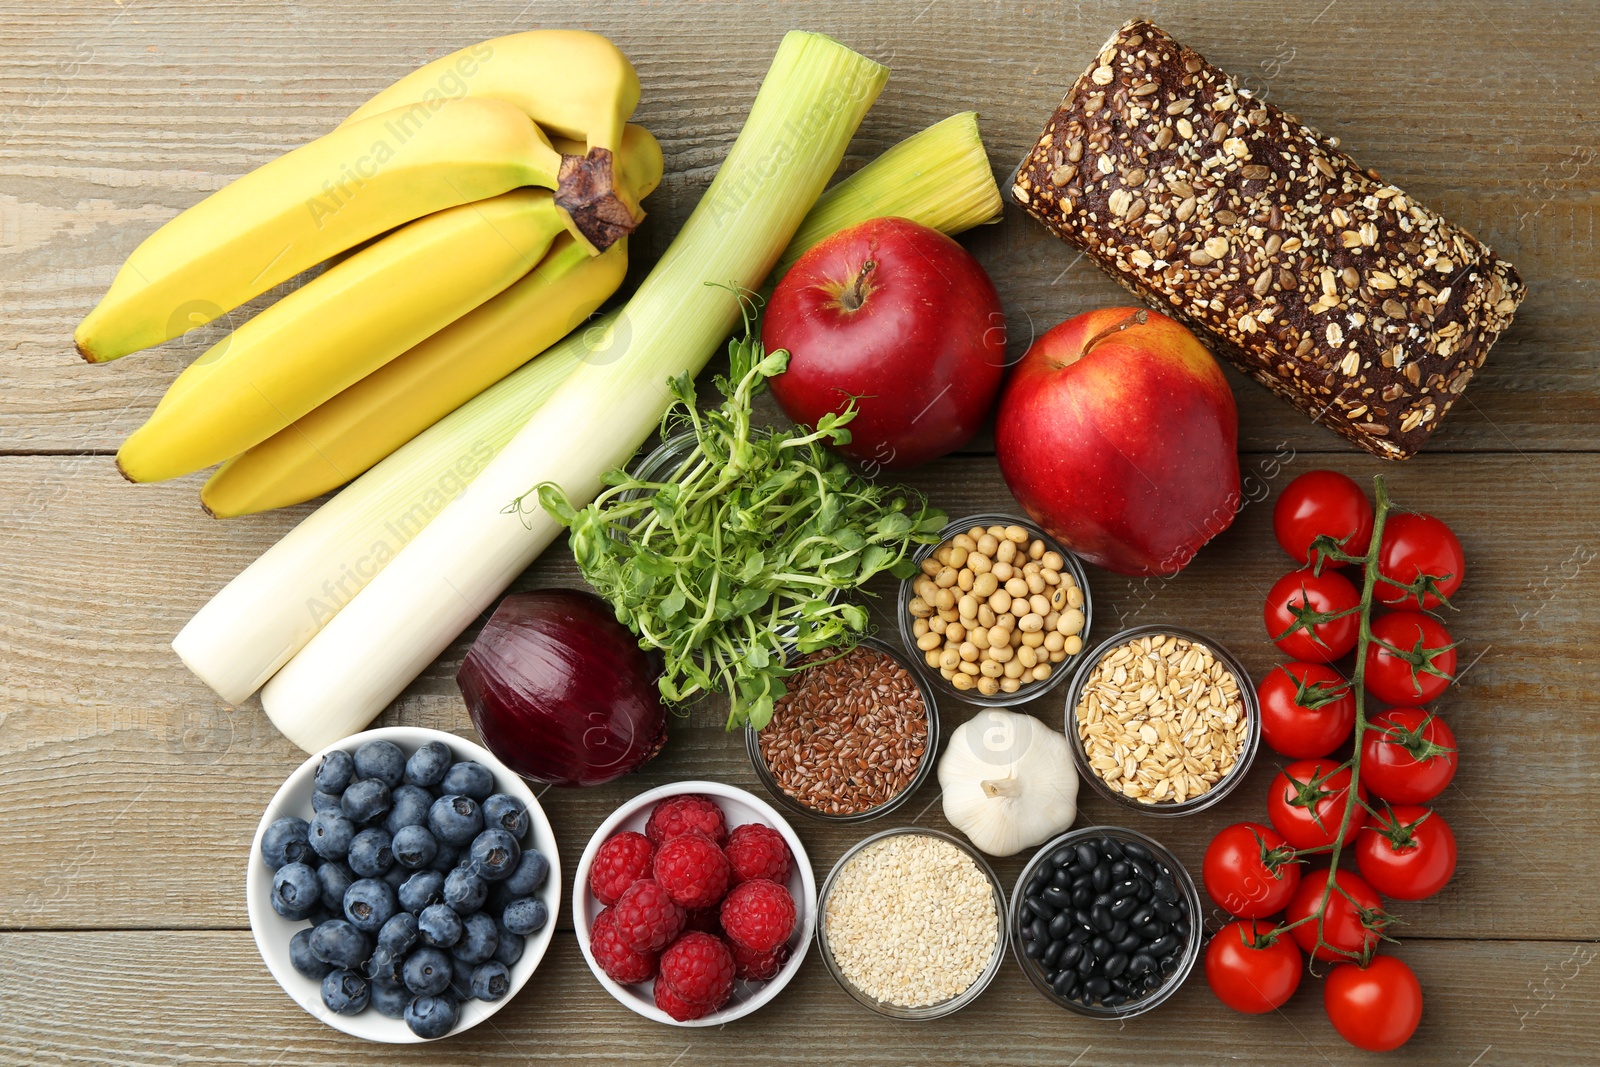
[1010, 19, 1525, 459]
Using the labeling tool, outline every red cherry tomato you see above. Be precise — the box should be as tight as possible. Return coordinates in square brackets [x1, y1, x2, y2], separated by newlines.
[1361, 708, 1458, 804]
[1356, 805, 1457, 900]
[1263, 569, 1360, 662]
[1202, 822, 1302, 919]
[1258, 662, 1355, 759]
[1205, 921, 1303, 1014]
[1365, 611, 1457, 705]
[1324, 955, 1423, 1051]
[1377, 512, 1464, 609]
[1267, 759, 1367, 850]
[1286, 867, 1386, 962]
[1273, 470, 1374, 568]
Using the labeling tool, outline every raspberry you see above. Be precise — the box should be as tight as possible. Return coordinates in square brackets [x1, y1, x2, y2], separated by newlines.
[589, 831, 655, 907]
[652, 830, 732, 909]
[654, 977, 715, 1021]
[683, 906, 723, 937]
[720, 878, 796, 953]
[724, 823, 793, 884]
[589, 907, 658, 984]
[645, 794, 727, 846]
[611, 878, 686, 953]
[657, 932, 735, 1009]
[730, 939, 789, 981]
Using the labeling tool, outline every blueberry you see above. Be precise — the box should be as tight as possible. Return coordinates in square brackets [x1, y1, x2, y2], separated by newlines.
[271, 862, 321, 920]
[321, 969, 369, 1014]
[366, 946, 406, 986]
[385, 784, 434, 834]
[404, 741, 453, 788]
[502, 849, 549, 897]
[429, 839, 462, 872]
[404, 993, 459, 1039]
[348, 827, 395, 878]
[289, 928, 333, 980]
[492, 925, 524, 967]
[309, 919, 369, 970]
[382, 864, 410, 890]
[468, 829, 521, 882]
[353, 739, 406, 788]
[311, 790, 344, 814]
[369, 979, 411, 1020]
[398, 870, 446, 913]
[311, 861, 353, 912]
[261, 817, 312, 869]
[441, 761, 494, 801]
[314, 749, 355, 794]
[419, 904, 464, 948]
[342, 778, 392, 824]
[449, 955, 475, 1000]
[343, 878, 398, 934]
[403, 946, 454, 996]
[500, 897, 548, 937]
[428, 795, 483, 846]
[377, 912, 420, 956]
[306, 904, 339, 927]
[451, 911, 499, 964]
[481, 794, 529, 838]
[470, 961, 512, 1002]
[307, 810, 355, 862]
[444, 866, 488, 915]
[392, 825, 439, 870]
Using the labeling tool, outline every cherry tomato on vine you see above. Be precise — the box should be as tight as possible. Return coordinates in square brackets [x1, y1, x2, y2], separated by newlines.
[1273, 470, 1374, 569]
[1268, 759, 1368, 850]
[1258, 662, 1355, 758]
[1324, 955, 1423, 1051]
[1377, 512, 1464, 609]
[1205, 920, 1303, 1014]
[1286, 867, 1386, 962]
[1264, 569, 1360, 662]
[1203, 822, 1302, 918]
[1365, 611, 1457, 705]
[1361, 708, 1458, 803]
[1356, 805, 1457, 900]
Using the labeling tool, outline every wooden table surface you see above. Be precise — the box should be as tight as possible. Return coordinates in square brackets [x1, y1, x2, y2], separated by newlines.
[3, 1, 1597, 1064]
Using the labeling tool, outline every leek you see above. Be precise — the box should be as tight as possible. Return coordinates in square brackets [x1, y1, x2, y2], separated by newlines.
[259, 32, 889, 751]
[174, 103, 1002, 711]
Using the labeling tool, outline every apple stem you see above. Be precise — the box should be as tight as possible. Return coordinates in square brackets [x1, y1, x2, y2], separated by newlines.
[838, 259, 877, 312]
[1080, 308, 1149, 356]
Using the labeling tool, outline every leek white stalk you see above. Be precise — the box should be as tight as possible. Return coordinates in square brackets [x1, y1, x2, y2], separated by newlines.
[259, 32, 889, 751]
[175, 104, 1000, 710]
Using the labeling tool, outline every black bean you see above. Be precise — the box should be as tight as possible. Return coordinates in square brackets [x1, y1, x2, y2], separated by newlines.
[1084, 976, 1111, 998]
[1074, 843, 1099, 870]
[1174, 917, 1192, 939]
[1104, 992, 1128, 1007]
[1071, 884, 1094, 909]
[1110, 895, 1138, 919]
[1138, 919, 1169, 940]
[1076, 950, 1096, 976]
[1026, 898, 1055, 921]
[1052, 969, 1078, 996]
[1110, 860, 1131, 881]
[1130, 904, 1154, 927]
[1147, 933, 1179, 958]
[1091, 905, 1114, 932]
[1154, 899, 1183, 923]
[1121, 841, 1154, 863]
[1103, 839, 1126, 861]
[1135, 879, 1153, 902]
[1059, 942, 1084, 968]
[1129, 952, 1157, 976]
[1042, 939, 1065, 967]
[1112, 878, 1140, 898]
[1115, 932, 1142, 954]
[1128, 858, 1156, 883]
[1104, 952, 1129, 979]
[1093, 891, 1116, 910]
[1028, 917, 1049, 943]
[1074, 909, 1094, 929]
[1051, 867, 1073, 889]
[1108, 920, 1129, 943]
[1051, 845, 1077, 868]
[1109, 975, 1131, 994]
[1154, 875, 1179, 903]
[1042, 886, 1073, 909]
[1090, 935, 1113, 959]
[1054, 911, 1081, 940]
[1024, 937, 1045, 959]
[1092, 864, 1111, 893]
[1028, 870, 1050, 895]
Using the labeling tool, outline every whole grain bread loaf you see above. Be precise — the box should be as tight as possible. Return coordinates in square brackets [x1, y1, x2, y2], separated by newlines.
[1011, 19, 1524, 459]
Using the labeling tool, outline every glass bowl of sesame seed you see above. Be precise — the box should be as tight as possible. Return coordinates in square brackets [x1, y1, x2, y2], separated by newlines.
[896, 513, 1093, 708]
[1061, 625, 1261, 818]
[816, 827, 1008, 1019]
[745, 637, 940, 823]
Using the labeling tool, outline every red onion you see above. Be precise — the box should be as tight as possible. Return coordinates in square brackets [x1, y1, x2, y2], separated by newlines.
[458, 589, 667, 786]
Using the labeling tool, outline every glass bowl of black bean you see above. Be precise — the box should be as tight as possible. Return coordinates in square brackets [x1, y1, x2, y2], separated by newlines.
[1008, 825, 1201, 1018]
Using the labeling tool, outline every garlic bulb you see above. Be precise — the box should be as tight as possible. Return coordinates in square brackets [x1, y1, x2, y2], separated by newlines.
[938, 709, 1078, 857]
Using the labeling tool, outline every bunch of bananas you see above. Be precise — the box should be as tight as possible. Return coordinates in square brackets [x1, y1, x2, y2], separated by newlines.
[77, 30, 663, 516]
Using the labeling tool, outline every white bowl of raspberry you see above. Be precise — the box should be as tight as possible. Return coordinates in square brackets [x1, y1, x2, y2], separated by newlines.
[573, 780, 816, 1026]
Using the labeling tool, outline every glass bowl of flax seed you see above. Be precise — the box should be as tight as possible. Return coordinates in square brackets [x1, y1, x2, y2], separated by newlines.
[746, 637, 940, 824]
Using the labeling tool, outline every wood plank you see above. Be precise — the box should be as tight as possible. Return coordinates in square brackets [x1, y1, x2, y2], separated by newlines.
[3, 452, 1598, 944]
[2, 931, 1595, 1065]
[1, 0, 1596, 452]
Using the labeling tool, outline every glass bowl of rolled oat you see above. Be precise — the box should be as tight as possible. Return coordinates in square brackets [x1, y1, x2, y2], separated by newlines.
[816, 827, 1007, 1019]
[897, 514, 1093, 708]
[746, 637, 939, 824]
[1062, 626, 1260, 817]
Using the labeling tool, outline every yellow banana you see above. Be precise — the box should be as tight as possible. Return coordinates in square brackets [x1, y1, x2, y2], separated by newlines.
[199, 125, 665, 518]
[117, 188, 568, 483]
[75, 97, 564, 363]
[346, 30, 643, 251]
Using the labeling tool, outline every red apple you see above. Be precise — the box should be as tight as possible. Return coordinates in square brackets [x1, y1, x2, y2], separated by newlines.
[762, 216, 1005, 470]
[995, 307, 1241, 576]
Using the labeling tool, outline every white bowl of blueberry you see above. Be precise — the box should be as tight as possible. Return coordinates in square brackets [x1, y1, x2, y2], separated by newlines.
[247, 726, 560, 1042]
